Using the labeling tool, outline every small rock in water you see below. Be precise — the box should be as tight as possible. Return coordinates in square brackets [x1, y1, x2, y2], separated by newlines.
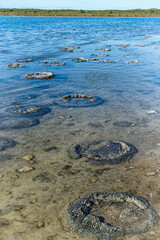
[18, 166, 33, 173]
[36, 221, 45, 228]
[52, 62, 66, 66]
[15, 58, 34, 62]
[128, 60, 141, 64]
[23, 154, 34, 161]
[42, 61, 52, 66]
[90, 54, 97, 57]
[147, 110, 157, 114]
[95, 48, 111, 51]
[6, 63, 25, 68]
[146, 172, 157, 176]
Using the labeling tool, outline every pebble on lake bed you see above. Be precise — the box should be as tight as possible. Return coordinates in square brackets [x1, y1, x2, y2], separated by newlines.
[18, 166, 33, 173]
[23, 155, 34, 161]
[147, 110, 157, 114]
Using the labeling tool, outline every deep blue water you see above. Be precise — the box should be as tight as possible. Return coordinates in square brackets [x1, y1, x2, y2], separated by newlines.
[0, 16, 160, 137]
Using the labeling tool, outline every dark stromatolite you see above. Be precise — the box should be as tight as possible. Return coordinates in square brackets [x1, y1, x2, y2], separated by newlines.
[6, 63, 25, 68]
[70, 140, 138, 164]
[8, 105, 51, 117]
[23, 72, 55, 80]
[15, 58, 34, 62]
[0, 137, 16, 151]
[113, 121, 134, 127]
[52, 62, 66, 66]
[0, 118, 40, 130]
[65, 192, 158, 240]
[55, 94, 104, 108]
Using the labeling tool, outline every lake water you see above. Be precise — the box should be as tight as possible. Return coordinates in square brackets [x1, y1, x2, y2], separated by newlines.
[0, 17, 160, 240]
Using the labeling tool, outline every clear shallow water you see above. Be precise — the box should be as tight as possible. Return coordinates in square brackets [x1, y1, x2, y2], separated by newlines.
[0, 17, 160, 240]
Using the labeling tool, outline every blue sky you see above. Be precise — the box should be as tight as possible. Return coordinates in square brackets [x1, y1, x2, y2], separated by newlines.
[1, 0, 160, 10]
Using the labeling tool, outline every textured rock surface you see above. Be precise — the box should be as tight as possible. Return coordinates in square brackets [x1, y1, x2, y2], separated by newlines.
[23, 72, 55, 80]
[8, 105, 51, 117]
[55, 94, 104, 108]
[66, 192, 158, 240]
[70, 140, 138, 164]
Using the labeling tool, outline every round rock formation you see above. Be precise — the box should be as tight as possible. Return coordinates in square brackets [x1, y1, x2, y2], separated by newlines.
[56, 94, 104, 108]
[65, 192, 158, 240]
[23, 72, 55, 80]
[70, 140, 138, 164]
[8, 105, 51, 117]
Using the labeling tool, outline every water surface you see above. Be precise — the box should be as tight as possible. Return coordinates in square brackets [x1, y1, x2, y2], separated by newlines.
[0, 17, 160, 240]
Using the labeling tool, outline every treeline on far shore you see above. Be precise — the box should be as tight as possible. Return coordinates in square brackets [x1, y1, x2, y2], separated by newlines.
[0, 8, 160, 17]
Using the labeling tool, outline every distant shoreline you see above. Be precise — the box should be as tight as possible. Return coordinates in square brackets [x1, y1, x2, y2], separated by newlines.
[0, 8, 160, 17]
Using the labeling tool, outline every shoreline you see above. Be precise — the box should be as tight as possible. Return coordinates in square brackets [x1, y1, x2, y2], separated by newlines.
[1, 15, 160, 18]
[0, 8, 160, 18]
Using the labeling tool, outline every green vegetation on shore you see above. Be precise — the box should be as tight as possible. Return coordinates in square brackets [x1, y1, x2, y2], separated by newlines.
[0, 8, 160, 17]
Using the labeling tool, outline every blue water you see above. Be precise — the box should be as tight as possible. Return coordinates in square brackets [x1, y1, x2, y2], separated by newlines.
[0, 17, 160, 125]
[0, 17, 160, 240]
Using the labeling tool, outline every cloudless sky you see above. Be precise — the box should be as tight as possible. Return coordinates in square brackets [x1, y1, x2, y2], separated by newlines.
[1, 0, 160, 10]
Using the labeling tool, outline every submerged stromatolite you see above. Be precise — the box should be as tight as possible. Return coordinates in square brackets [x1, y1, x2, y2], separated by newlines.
[0, 137, 16, 151]
[8, 105, 51, 117]
[55, 94, 104, 108]
[113, 121, 135, 127]
[6, 63, 25, 68]
[70, 140, 138, 164]
[23, 72, 55, 80]
[0, 118, 40, 130]
[65, 192, 158, 240]
[15, 58, 34, 62]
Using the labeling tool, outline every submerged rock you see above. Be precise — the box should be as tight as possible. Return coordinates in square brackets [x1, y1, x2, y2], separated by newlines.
[128, 60, 141, 64]
[0, 118, 40, 130]
[95, 48, 111, 51]
[8, 105, 51, 117]
[113, 121, 135, 127]
[70, 140, 138, 164]
[65, 192, 158, 240]
[42, 61, 52, 66]
[23, 72, 55, 80]
[90, 54, 98, 57]
[97, 39, 109, 41]
[60, 46, 80, 53]
[18, 166, 33, 173]
[55, 94, 104, 108]
[71, 57, 119, 63]
[52, 62, 66, 66]
[42, 61, 66, 66]
[0, 137, 16, 151]
[71, 57, 88, 62]
[15, 58, 34, 62]
[6, 63, 25, 68]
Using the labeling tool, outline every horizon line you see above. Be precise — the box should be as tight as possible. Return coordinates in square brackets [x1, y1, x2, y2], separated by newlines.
[0, 7, 160, 11]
